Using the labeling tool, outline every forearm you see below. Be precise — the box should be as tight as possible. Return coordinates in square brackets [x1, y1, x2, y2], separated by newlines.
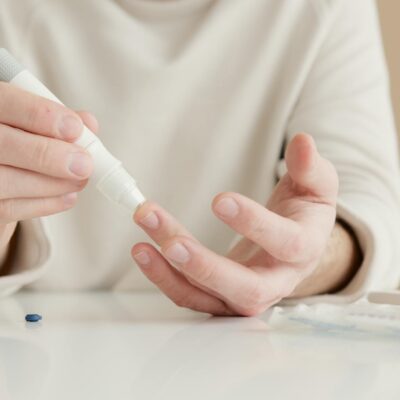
[290, 220, 362, 297]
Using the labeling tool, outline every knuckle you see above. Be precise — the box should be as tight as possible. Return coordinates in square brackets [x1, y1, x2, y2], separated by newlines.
[64, 178, 87, 193]
[26, 97, 58, 134]
[150, 272, 168, 287]
[243, 281, 266, 309]
[75, 179, 88, 191]
[289, 235, 306, 259]
[248, 217, 265, 239]
[0, 81, 8, 92]
[327, 159, 339, 187]
[0, 199, 13, 222]
[192, 263, 216, 285]
[0, 83, 11, 112]
[0, 166, 10, 199]
[280, 233, 306, 262]
[39, 197, 62, 216]
[275, 279, 294, 300]
[174, 293, 193, 309]
[0, 123, 10, 150]
[35, 198, 48, 215]
[239, 290, 284, 316]
[31, 138, 52, 170]
[280, 284, 295, 299]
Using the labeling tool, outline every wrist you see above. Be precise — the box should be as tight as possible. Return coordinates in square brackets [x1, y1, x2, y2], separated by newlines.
[290, 220, 362, 298]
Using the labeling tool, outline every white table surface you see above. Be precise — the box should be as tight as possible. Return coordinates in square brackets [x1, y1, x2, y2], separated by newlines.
[0, 291, 399, 400]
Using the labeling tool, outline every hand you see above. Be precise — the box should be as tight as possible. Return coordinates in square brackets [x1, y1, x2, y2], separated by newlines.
[132, 133, 338, 316]
[0, 83, 96, 264]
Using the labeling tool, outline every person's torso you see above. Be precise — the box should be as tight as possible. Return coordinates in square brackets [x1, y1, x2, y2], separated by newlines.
[0, 0, 335, 290]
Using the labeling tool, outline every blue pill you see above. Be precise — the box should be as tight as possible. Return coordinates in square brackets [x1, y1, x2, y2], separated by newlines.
[25, 314, 42, 322]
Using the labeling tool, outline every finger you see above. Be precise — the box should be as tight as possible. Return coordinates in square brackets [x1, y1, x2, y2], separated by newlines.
[134, 201, 229, 301]
[134, 201, 196, 246]
[248, 263, 301, 310]
[212, 192, 306, 263]
[285, 133, 338, 204]
[0, 82, 83, 141]
[0, 165, 87, 200]
[159, 235, 265, 312]
[135, 201, 277, 313]
[0, 124, 93, 179]
[131, 243, 233, 316]
[0, 193, 78, 223]
[76, 111, 99, 134]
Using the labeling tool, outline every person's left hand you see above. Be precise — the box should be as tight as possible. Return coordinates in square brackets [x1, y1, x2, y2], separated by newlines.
[131, 133, 338, 316]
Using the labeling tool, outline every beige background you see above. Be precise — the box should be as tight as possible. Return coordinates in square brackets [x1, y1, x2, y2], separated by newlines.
[377, 0, 400, 134]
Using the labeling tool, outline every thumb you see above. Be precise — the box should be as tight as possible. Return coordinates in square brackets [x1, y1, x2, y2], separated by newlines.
[285, 133, 338, 204]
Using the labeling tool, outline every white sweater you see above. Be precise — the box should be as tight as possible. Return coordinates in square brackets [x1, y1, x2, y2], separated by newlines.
[0, 0, 399, 302]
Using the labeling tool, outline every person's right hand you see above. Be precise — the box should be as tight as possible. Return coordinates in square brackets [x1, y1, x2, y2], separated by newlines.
[0, 82, 97, 262]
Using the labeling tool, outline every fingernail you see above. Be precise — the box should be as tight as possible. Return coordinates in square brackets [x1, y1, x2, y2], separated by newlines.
[139, 211, 159, 229]
[58, 115, 83, 140]
[214, 197, 239, 218]
[133, 250, 151, 266]
[68, 152, 93, 178]
[164, 243, 191, 264]
[63, 192, 78, 206]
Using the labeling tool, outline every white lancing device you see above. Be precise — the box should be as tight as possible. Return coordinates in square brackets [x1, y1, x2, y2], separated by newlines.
[0, 48, 145, 213]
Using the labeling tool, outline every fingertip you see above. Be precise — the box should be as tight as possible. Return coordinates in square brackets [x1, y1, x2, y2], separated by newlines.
[74, 178, 89, 192]
[285, 133, 338, 201]
[132, 251, 151, 267]
[62, 192, 78, 208]
[131, 243, 142, 256]
[294, 132, 314, 144]
[133, 201, 162, 230]
[58, 114, 84, 142]
[212, 193, 224, 214]
[133, 200, 157, 220]
[212, 192, 228, 207]
[67, 150, 95, 180]
[131, 242, 155, 267]
[131, 241, 151, 255]
[160, 235, 193, 255]
[76, 110, 99, 133]
[133, 201, 148, 223]
[286, 133, 317, 175]
[212, 191, 238, 211]
[212, 195, 240, 220]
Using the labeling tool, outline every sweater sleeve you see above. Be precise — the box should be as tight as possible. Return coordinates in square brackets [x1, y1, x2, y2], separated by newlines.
[284, 0, 400, 303]
[0, 220, 50, 296]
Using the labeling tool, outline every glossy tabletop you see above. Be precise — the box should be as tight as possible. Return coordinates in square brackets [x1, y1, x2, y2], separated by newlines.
[0, 291, 399, 400]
